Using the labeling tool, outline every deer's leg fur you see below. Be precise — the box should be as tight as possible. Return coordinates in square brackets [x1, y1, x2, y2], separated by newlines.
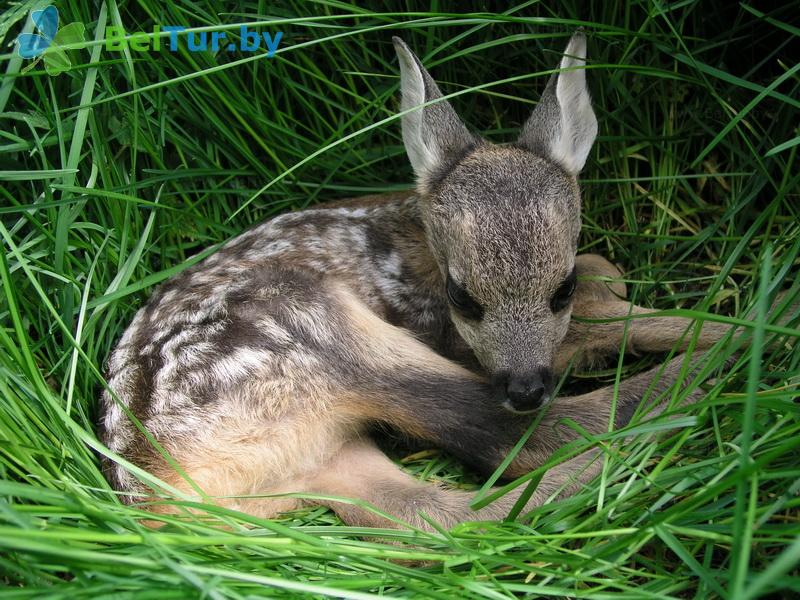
[305, 354, 706, 530]
[555, 254, 733, 373]
[307, 439, 601, 529]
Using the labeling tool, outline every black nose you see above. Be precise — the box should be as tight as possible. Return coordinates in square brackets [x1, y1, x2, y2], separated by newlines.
[492, 368, 553, 413]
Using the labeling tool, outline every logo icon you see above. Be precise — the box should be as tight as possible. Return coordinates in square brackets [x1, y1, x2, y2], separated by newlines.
[15, 5, 85, 75]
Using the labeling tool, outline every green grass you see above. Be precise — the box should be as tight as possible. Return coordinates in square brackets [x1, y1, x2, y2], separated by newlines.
[1, 1, 799, 597]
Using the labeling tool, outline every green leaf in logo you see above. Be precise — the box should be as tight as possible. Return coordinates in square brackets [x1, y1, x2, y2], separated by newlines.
[44, 21, 85, 75]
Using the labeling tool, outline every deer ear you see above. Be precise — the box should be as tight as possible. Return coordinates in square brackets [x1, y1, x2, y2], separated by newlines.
[393, 37, 479, 192]
[517, 32, 597, 176]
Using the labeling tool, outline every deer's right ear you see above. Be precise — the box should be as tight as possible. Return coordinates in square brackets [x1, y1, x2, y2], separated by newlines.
[393, 37, 478, 193]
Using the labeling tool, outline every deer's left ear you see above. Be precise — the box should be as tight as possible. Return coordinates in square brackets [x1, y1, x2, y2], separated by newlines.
[517, 32, 597, 176]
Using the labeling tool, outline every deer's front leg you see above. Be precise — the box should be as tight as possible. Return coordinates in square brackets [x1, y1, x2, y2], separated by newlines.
[554, 254, 731, 373]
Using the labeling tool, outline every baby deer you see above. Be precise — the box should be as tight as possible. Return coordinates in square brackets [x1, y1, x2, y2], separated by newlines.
[100, 33, 748, 528]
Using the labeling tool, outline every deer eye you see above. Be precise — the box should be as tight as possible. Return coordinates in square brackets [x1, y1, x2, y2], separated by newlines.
[446, 273, 484, 321]
[550, 267, 577, 313]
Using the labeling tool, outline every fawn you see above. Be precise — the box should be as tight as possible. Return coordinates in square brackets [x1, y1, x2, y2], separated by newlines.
[100, 33, 741, 528]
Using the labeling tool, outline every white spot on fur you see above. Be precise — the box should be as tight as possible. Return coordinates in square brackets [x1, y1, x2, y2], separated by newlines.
[210, 347, 272, 386]
[257, 317, 293, 345]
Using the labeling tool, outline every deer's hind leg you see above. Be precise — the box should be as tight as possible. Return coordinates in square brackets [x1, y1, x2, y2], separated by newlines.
[555, 254, 733, 373]
[306, 438, 602, 530]
[127, 381, 359, 525]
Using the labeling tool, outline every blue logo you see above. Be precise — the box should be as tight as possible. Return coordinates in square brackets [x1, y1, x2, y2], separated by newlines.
[15, 6, 85, 75]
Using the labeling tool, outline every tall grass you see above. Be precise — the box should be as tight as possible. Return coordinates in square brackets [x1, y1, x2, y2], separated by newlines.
[1, 1, 798, 597]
